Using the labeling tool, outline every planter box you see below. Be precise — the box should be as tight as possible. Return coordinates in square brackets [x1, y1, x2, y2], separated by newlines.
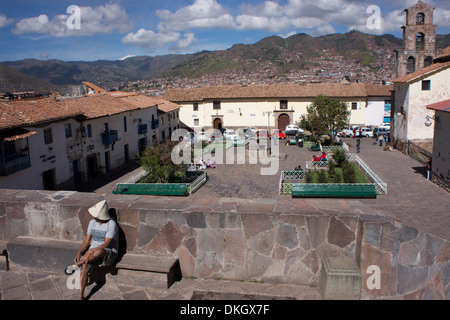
[292, 183, 377, 198]
[113, 171, 207, 196]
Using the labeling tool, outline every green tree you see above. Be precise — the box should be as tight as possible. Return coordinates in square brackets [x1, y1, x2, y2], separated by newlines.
[138, 139, 185, 184]
[299, 95, 351, 141]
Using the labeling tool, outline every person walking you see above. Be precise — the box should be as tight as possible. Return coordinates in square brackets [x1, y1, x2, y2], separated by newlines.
[378, 134, 384, 147]
[426, 158, 432, 180]
[372, 129, 377, 145]
[356, 138, 361, 153]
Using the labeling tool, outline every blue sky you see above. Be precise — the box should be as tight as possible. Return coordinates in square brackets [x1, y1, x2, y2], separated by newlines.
[0, 0, 449, 62]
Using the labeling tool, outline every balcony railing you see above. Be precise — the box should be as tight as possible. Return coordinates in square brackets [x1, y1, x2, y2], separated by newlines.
[138, 124, 148, 135]
[0, 149, 31, 176]
[151, 119, 159, 130]
[102, 130, 119, 145]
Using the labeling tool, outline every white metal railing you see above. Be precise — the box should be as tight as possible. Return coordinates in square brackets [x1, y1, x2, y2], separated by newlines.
[279, 170, 307, 195]
[354, 155, 388, 195]
[306, 160, 329, 170]
[187, 171, 207, 194]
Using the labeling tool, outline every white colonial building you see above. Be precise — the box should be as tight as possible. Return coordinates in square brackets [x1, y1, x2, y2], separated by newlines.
[426, 99, 450, 190]
[0, 94, 162, 190]
[392, 47, 450, 152]
[164, 83, 392, 132]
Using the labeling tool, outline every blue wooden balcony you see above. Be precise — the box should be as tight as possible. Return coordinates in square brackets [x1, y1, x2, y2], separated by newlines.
[0, 149, 31, 176]
[138, 124, 148, 135]
[151, 119, 159, 130]
[102, 130, 119, 145]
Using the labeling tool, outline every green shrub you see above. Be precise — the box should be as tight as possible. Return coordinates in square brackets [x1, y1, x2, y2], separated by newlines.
[317, 170, 328, 183]
[305, 170, 313, 183]
[332, 149, 348, 166]
[342, 162, 356, 184]
[333, 172, 343, 183]
[328, 160, 336, 176]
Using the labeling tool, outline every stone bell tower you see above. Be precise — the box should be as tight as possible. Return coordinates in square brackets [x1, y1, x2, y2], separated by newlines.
[395, 0, 437, 78]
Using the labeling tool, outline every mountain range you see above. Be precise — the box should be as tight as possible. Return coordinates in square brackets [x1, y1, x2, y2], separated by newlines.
[1, 31, 449, 93]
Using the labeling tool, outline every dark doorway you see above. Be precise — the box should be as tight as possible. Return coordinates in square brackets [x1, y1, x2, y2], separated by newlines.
[214, 118, 223, 129]
[43, 169, 56, 190]
[87, 155, 99, 181]
[278, 114, 290, 132]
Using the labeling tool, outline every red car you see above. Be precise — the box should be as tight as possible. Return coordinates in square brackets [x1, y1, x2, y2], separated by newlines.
[274, 130, 286, 139]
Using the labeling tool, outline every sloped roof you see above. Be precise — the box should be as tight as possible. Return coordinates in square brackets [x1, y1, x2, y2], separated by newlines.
[426, 99, 450, 113]
[164, 83, 392, 102]
[393, 61, 450, 84]
[0, 94, 152, 131]
[0, 98, 80, 130]
[118, 95, 181, 114]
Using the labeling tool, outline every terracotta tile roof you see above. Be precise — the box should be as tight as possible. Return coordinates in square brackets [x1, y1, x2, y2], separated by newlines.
[393, 61, 450, 84]
[0, 98, 80, 131]
[164, 83, 392, 102]
[426, 99, 450, 113]
[434, 46, 450, 63]
[0, 94, 153, 131]
[118, 95, 180, 114]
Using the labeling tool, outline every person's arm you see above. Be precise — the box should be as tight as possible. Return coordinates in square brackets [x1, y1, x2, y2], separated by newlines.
[74, 234, 92, 263]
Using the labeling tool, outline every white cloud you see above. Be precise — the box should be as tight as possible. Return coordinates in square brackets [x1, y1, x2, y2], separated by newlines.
[122, 28, 181, 48]
[170, 32, 199, 51]
[12, 3, 133, 37]
[0, 13, 13, 28]
[156, 0, 235, 32]
[119, 54, 136, 61]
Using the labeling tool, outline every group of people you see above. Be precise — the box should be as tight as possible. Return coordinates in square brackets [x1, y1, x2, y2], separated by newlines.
[197, 158, 216, 170]
[312, 152, 328, 162]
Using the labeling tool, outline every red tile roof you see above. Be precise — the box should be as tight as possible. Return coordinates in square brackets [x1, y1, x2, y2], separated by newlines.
[164, 83, 393, 102]
[426, 99, 450, 113]
[393, 61, 450, 83]
[0, 94, 153, 131]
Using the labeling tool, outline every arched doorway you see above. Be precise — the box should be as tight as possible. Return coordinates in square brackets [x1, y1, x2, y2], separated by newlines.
[278, 114, 290, 132]
[213, 118, 223, 129]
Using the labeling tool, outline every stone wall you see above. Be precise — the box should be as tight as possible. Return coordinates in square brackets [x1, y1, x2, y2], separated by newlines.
[0, 190, 448, 299]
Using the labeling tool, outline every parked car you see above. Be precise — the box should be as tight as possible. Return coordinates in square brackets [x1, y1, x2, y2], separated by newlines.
[285, 124, 304, 133]
[245, 127, 258, 134]
[195, 132, 209, 142]
[223, 129, 238, 141]
[273, 129, 286, 139]
[375, 127, 390, 136]
[360, 127, 373, 138]
[243, 128, 257, 140]
[379, 122, 391, 130]
[257, 130, 270, 139]
[338, 126, 361, 138]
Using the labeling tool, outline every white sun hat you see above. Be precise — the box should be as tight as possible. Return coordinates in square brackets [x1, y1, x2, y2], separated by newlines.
[88, 200, 110, 221]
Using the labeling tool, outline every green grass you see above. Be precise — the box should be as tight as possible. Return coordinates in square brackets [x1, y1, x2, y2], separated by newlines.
[309, 163, 370, 184]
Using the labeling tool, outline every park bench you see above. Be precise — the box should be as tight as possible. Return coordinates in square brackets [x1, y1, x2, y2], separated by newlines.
[292, 183, 377, 198]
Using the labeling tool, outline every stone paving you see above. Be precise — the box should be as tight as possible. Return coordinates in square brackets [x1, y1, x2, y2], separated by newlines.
[0, 269, 321, 300]
[1, 137, 449, 300]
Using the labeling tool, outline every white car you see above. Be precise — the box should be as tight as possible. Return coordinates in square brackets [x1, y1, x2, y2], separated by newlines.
[223, 129, 238, 141]
[379, 122, 391, 130]
[360, 128, 373, 138]
[285, 125, 304, 133]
